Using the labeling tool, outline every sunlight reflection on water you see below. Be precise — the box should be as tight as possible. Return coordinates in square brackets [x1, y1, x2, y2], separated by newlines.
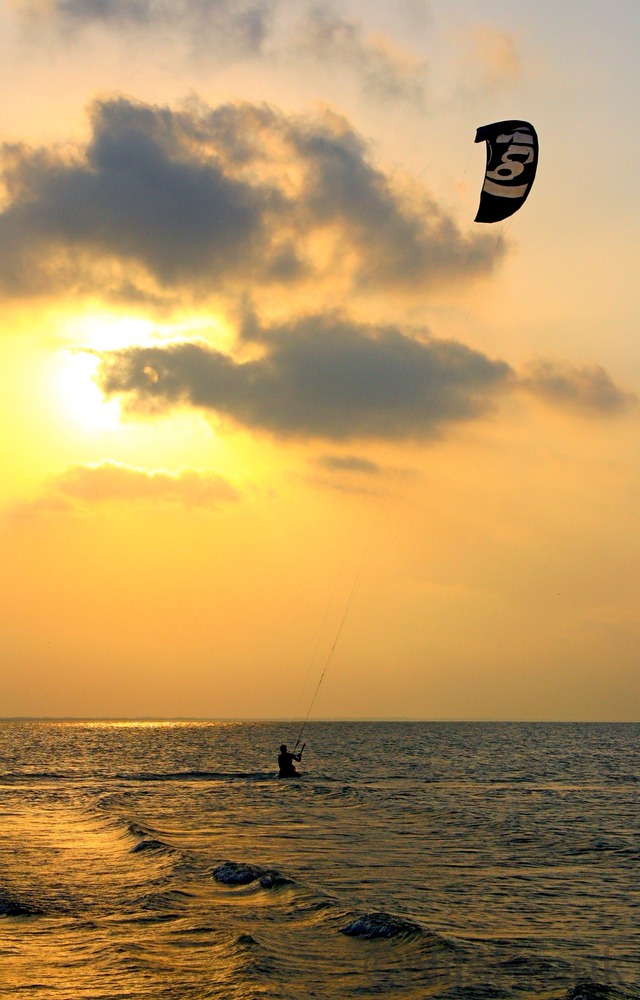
[0, 721, 637, 998]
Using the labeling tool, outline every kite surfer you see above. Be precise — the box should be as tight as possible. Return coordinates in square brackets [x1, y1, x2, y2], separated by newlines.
[278, 743, 304, 778]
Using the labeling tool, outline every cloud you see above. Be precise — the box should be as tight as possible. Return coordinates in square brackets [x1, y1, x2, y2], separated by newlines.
[10, 461, 240, 515]
[521, 359, 636, 414]
[317, 454, 384, 475]
[0, 100, 273, 295]
[0, 96, 501, 302]
[95, 313, 514, 441]
[17, 0, 276, 58]
[312, 452, 389, 495]
[295, 6, 428, 106]
[91, 314, 635, 444]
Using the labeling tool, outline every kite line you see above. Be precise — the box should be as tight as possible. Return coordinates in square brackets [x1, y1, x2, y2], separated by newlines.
[292, 119, 539, 750]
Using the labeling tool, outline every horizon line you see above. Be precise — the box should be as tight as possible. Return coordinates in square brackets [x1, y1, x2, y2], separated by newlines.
[0, 716, 636, 724]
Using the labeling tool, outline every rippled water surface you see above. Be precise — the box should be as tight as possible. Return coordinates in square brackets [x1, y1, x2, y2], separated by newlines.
[0, 720, 637, 998]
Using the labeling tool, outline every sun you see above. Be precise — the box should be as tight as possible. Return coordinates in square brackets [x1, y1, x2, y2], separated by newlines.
[53, 349, 122, 432]
[51, 309, 235, 439]
[51, 313, 157, 434]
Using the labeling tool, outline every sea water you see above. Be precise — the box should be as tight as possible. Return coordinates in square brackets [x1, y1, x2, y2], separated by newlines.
[0, 720, 637, 999]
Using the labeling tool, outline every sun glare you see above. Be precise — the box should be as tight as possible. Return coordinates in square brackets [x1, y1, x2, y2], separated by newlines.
[54, 350, 122, 432]
[70, 313, 158, 352]
[51, 310, 234, 438]
[64, 311, 234, 352]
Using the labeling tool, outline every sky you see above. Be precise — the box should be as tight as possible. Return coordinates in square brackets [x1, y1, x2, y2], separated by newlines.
[1, 0, 639, 721]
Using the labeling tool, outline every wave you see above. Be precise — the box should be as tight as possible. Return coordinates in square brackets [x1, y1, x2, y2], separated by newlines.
[213, 860, 295, 890]
[437, 988, 511, 1000]
[0, 889, 43, 917]
[210, 857, 341, 924]
[122, 819, 177, 859]
[131, 837, 172, 854]
[114, 770, 276, 783]
[211, 860, 455, 952]
[339, 910, 423, 940]
[305, 780, 368, 805]
[562, 836, 639, 860]
[566, 981, 634, 1000]
[0, 768, 440, 799]
[0, 770, 79, 782]
[2, 770, 279, 786]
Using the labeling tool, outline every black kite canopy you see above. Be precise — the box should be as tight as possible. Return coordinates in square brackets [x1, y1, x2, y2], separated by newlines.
[474, 120, 538, 223]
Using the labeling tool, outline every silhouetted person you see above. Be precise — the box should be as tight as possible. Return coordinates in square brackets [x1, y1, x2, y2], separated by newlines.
[278, 743, 303, 778]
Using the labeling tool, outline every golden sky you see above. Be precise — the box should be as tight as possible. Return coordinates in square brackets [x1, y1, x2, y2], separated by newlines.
[1, 0, 639, 720]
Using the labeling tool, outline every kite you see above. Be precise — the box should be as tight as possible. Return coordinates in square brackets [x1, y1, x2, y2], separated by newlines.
[474, 120, 538, 223]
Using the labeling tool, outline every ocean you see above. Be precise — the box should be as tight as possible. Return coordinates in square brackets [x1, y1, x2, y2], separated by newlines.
[0, 720, 637, 999]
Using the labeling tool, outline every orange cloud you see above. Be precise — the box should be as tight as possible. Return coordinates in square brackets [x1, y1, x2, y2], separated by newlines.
[9, 461, 240, 514]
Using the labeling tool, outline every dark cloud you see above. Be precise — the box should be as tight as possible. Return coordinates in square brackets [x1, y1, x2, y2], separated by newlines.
[317, 454, 383, 475]
[521, 359, 636, 415]
[0, 100, 275, 295]
[19, 1, 275, 57]
[312, 452, 387, 495]
[95, 313, 514, 441]
[295, 6, 428, 106]
[93, 315, 634, 443]
[0, 96, 500, 301]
